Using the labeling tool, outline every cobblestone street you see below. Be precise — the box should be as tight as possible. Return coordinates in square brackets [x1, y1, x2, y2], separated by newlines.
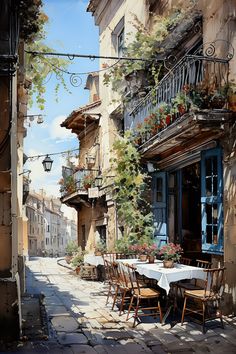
[3, 257, 236, 353]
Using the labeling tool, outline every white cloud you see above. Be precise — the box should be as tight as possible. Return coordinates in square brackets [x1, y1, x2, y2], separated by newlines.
[49, 115, 76, 141]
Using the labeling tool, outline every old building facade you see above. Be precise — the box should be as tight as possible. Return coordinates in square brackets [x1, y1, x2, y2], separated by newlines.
[60, 0, 236, 313]
[0, 0, 44, 338]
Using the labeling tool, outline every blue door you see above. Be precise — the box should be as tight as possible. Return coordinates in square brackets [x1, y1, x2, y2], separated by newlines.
[201, 147, 223, 254]
[151, 172, 167, 246]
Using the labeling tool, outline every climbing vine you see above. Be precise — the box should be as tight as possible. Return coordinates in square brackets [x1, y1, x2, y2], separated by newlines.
[23, 2, 70, 110]
[110, 131, 154, 243]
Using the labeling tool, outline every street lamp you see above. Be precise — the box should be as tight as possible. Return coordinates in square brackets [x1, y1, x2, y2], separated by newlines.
[42, 155, 53, 172]
[94, 174, 103, 188]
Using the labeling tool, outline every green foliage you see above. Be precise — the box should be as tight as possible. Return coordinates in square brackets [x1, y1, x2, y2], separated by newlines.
[103, 9, 185, 98]
[110, 131, 154, 242]
[95, 240, 107, 253]
[25, 7, 70, 110]
[26, 42, 70, 110]
[115, 237, 132, 254]
[71, 247, 86, 267]
[65, 241, 80, 256]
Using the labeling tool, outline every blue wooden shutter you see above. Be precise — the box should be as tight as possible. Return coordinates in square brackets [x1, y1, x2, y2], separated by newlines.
[201, 147, 223, 254]
[151, 172, 167, 247]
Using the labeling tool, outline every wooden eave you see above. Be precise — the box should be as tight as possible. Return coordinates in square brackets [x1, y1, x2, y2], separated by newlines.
[61, 190, 91, 209]
[139, 110, 235, 164]
[61, 100, 101, 137]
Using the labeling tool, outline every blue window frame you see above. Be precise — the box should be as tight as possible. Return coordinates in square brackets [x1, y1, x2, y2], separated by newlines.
[151, 172, 167, 246]
[201, 147, 223, 254]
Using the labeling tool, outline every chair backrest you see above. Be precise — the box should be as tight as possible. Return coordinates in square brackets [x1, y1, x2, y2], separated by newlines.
[125, 263, 142, 294]
[104, 259, 118, 282]
[196, 259, 212, 269]
[180, 257, 192, 265]
[102, 253, 117, 262]
[203, 267, 226, 299]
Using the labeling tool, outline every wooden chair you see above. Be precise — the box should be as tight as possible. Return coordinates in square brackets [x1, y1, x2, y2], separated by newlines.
[181, 267, 226, 333]
[104, 259, 119, 309]
[179, 257, 192, 265]
[176, 259, 212, 294]
[125, 264, 162, 327]
[196, 259, 212, 269]
[102, 253, 117, 262]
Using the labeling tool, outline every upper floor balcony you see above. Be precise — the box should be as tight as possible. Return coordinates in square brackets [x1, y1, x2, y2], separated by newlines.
[125, 41, 234, 147]
[60, 167, 100, 208]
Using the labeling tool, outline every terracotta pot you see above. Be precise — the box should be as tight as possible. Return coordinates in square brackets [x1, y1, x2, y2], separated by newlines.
[165, 115, 171, 125]
[75, 266, 81, 275]
[163, 260, 174, 268]
[139, 254, 148, 262]
[148, 255, 155, 263]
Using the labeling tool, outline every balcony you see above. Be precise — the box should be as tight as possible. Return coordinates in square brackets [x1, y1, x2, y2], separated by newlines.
[125, 41, 234, 147]
[60, 167, 100, 208]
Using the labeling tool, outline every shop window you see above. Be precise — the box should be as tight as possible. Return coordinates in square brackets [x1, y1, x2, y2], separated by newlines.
[201, 148, 223, 254]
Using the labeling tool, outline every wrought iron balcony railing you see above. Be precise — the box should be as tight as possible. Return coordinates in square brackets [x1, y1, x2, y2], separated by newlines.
[60, 167, 99, 197]
[125, 41, 233, 140]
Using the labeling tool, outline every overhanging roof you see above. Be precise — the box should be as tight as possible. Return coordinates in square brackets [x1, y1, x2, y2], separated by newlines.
[139, 110, 235, 169]
[61, 100, 101, 137]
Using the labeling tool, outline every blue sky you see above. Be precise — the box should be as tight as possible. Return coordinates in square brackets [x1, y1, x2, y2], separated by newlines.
[25, 0, 99, 214]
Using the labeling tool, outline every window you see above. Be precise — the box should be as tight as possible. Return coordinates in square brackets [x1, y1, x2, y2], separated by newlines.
[117, 27, 124, 57]
[201, 147, 223, 254]
[151, 172, 167, 246]
[112, 17, 124, 57]
[96, 225, 107, 245]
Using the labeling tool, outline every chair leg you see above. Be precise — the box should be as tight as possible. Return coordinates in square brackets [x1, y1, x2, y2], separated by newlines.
[202, 301, 206, 334]
[133, 297, 140, 328]
[218, 301, 224, 329]
[126, 295, 134, 321]
[112, 285, 119, 310]
[119, 289, 126, 316]
[106, 283, 111, 305]
[181, 296, 187, 325]
[158, 300, 163, 323]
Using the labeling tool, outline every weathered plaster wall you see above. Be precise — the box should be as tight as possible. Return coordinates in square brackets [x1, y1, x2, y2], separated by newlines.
[223, 122, 236, 313]
[97, 0, 148, 171]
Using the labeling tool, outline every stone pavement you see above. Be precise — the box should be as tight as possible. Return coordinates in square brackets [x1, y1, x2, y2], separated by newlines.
[1, 257, 236, 353]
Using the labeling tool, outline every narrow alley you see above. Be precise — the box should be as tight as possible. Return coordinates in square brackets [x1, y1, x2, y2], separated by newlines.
[3, 257, 235, 354]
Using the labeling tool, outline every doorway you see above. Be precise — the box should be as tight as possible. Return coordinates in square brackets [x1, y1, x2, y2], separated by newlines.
[181, 162, 201, 253]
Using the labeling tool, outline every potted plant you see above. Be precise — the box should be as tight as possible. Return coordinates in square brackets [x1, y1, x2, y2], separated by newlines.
[172, 91, 191, 116]
[129, 243, 150, 261]
[146, 243, 158, 263]
[82, 173, 95, 189]
[65, 241, 80, 264]
[158, 243, 183, 268]
[71, 247, 87, 274]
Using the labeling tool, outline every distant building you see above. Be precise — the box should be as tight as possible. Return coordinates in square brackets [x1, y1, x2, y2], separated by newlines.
[26, 190, 77, 257]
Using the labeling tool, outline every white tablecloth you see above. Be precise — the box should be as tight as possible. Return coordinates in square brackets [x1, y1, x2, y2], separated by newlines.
[84, 254, 104, 266]
[117, 258, 206, 294]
